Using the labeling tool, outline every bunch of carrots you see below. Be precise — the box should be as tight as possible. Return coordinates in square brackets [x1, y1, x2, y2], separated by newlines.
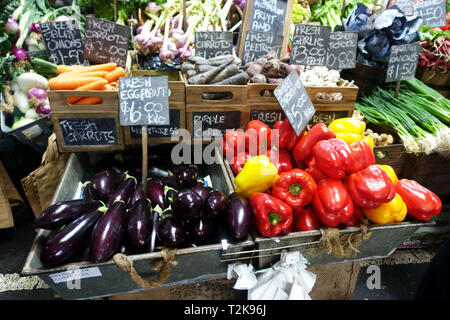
[49, 63, 126, 105]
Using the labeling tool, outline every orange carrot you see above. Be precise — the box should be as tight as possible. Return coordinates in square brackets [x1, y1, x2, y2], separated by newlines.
[66, 79, 109, 104]
[103, 84, 114, 91]
[57, 65, 81, 74]
[49, 77, 105, 90]
[105, 67, 126, 83]
[76, 63, 117, 73]
[58, 71, 109, 78]
[74, 97, 103, 105]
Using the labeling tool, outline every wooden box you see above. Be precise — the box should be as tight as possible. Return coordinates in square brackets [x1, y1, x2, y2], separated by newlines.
[49, 90, 124, 153]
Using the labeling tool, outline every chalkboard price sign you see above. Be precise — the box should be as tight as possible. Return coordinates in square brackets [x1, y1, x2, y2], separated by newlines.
[250, 0, 288, 35]
[84, 17, 131, 67]
[394, 0, 415, 16]
[291, 24, 331, 66]
[326, 31, 358, 70]
[274, 71, 316, 136]
[242, 30, 284, 65]
[130, 109, 181, 138]
[192, 111, 241, 139]
[385, 43, 421, 83]
[194, 32, 233, 59]
[414, 0, 446, 28]
[41, 20, 84, 66]
[119, 76, 170, 126]
[59, 118, 118, 146]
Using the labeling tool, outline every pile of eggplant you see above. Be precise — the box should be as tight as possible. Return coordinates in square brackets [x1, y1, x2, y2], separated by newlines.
[36, 163, 253, 268]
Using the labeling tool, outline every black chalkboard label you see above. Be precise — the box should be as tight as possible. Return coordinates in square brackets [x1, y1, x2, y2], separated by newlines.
[130, 109, 181, 139]
[84, 17, 131, 67]
[250, 0, 288, 35]
[250, 109, 285, 128]
[394, 0, 415, 16]
[59, 118, 118, 146]
[41, 20, 84, 65]
[242, 30, 284, 65]
[274, 71, 316, 136]
[291, 25, 331, 66]
[414, 0, 446, 28]
[385, 43, 420, 83]
[194, 32, 233, 59]
[192, 111, 241, 139]
[326, 31, 358, 70]
[309, 111, 349, 127]
[119, 76, 170, 126]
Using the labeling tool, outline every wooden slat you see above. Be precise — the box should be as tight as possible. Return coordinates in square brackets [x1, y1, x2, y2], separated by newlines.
[48, 90, 119, 113]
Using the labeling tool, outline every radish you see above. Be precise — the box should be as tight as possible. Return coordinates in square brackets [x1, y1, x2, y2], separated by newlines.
[28, 88, 47, 108]
[17, 72, 48, 92]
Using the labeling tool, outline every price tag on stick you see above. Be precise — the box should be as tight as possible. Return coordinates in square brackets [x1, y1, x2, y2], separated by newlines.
[385, 43, 420, 83]
[291, 24, 331, 66]
[119, 76, 170, 190]
[41, 20, 84, 65]
[274, 71, 316, 136]
[194, 32, 233, 59]
[83, 17, 131, 67]
[326, 31, 358, 70]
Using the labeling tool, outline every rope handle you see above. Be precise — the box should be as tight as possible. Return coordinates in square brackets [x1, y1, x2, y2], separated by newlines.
[113, 248, 178, 289]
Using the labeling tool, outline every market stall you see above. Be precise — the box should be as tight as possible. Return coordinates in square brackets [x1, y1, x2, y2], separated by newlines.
[0, 0, 448, 300]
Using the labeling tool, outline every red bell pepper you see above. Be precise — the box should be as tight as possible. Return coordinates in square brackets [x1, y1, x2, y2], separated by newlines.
[312, 138, 355, 179]
[246, 120, 272, 155]
[341, 206, 364, 227]
[293, 206, 321, 231]
[267, 148, 293, 174]
[347, 165, 396, 209]
[273, 119, 305, 151]
[312, 178, 355, 227]
[222, 130, 246, 160]
[271, 169, 317, 209]
[249, 192, 293, 237]
[230, 152, 252, 176]
[346, 140, 375, 175]
[292, 157, 306, 170]
[395, 179, 442, 221]
[292, 123, 336, 161]
[305, 157, 329, 183]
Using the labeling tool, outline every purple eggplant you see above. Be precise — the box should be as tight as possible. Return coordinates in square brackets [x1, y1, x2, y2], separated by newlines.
[90, 201, 127, 262]
[82, 182, 99, 200]
[147, 179, 166, 209]
[34, 199, 102, 230]
[129, 187, 147, 207]
[126, 198, 152, 248]
[75, 244, 92, 262]
[158, 215, 185, 248]
[164, 186, 178, 206]
[172, 189, 203, 219]
[147, 206, 162, 253]
[204, 191, 227, 218]
[176, 165, 198, 188]
[188, 215, 217, 244]
[107, 175, 137, 207]
[39, 209, 103, 267]
[91, 170, 126, 199]
[161, 175, 179, 189]
[224, 193, 252, 240]
[148, 166, 171, 180]
[192, 183, 214, 203]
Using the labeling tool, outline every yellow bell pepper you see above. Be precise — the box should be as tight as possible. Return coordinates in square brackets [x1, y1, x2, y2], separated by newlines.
[329, 117, 374, 149]
[376, 164, 398, 185]
[362, 193, 407, 224]
[328, 117, 366, 135]
[234, 155, 279, 198]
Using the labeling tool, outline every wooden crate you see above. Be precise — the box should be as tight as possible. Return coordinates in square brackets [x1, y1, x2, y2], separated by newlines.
[415, 67, 450, 99]
[186, 105, 246, 143]
[401, 153, 450, 199]
[247, 80, 359, 106]
[374, 144, 408, 177]
[184, 74, 248, 106]
[49, 90, 124, 152]
[340, 62, 387, 98]
[123, 102, 186, 145]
